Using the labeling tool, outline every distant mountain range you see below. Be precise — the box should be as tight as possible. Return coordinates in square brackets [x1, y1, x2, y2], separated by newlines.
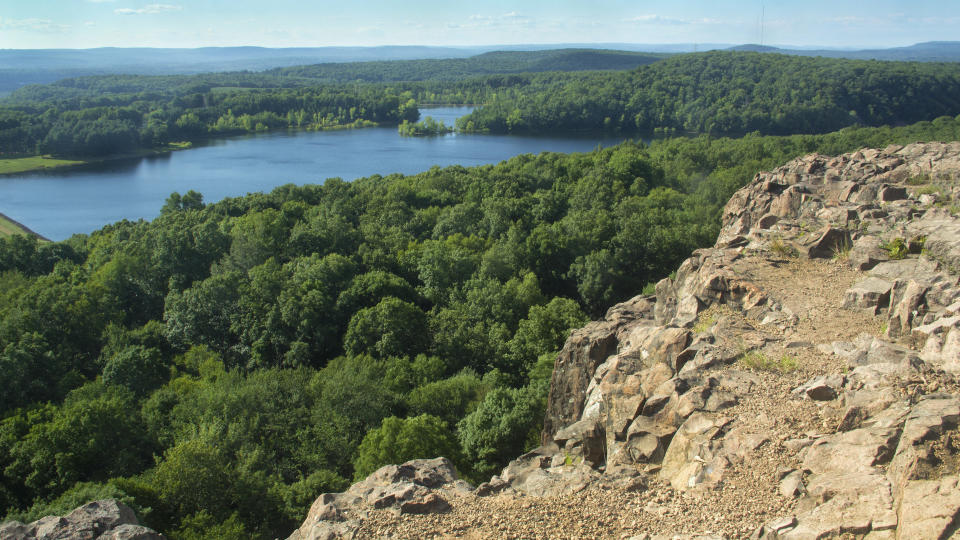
[729, 41, 960, 62]
[1, 41, 957, 95]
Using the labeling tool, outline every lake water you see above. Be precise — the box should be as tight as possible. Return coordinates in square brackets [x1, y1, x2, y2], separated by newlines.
[0, 107, 627, 240]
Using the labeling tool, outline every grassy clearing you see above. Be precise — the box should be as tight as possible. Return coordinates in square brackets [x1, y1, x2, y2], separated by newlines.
[0, 155, 85, 175]
[0, 143, 193, 177]
[0, 213, 32, 237]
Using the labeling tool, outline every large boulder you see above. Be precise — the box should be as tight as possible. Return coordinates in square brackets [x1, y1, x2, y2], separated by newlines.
[288, 458, 464, 540]
[0, 500, 163, 540]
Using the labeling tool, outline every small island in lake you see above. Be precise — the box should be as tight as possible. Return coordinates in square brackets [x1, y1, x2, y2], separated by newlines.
[398, 116, 453, 136]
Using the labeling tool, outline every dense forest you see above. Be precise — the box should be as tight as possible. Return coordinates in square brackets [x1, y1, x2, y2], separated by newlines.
[2, 111, 959, 538]
[0, 86, 418, 157]
[456, 51, 960, 135]
[4, 51, 960, 159]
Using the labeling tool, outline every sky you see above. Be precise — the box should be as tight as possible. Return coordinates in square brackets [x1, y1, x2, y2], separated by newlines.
[0, 0, 958, 50]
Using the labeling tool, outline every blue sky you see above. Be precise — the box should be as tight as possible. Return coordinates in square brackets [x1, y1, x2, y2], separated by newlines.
[0, 0, 957, 49]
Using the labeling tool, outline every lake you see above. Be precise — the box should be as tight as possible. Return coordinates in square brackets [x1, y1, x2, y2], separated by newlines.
[0, 107, 627, 241]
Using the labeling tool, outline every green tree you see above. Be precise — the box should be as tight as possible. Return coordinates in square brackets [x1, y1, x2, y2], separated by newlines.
[406, 370, 487, 427]
[353, 414, 460, 480]
[507, 297, 587, 375]
[5, 384, 152, 501]
[457, 384, 546, 480]
[343, 297, 429, 358]
[101, 345, 168, 396]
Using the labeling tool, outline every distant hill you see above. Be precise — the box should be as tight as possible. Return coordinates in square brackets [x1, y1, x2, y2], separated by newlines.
[270, 49, 667, 83]
[0, 46, 486, 94]
[0, 46, 483, 73]
[730, 41, 960, 62]
[2, 41, 958, 97]
[0, 48, 669, 104]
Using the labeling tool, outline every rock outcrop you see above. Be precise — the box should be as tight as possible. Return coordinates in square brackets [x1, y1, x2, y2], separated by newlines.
[291, 142, 960, 538]
[0, 500, 163, 540]
[287, 458, 469, 539]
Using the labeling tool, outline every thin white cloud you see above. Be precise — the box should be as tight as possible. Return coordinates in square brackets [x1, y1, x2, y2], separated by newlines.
[0, 17, 72, 32]
[86, 0, 118, 3]
[823, 13, 960, 26]
[906, 16, 960, 25]
[827, 15, 888, 25]
[629, 15, 689, 25]
[115, 4, 182, 15]
[628, 14, 721, 26]
[451, 12, 533, 30]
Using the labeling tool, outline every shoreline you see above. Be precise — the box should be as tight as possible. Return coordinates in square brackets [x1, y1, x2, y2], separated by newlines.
[0, 120, 394, 178]
[0, 108, 476, 178]
[0, 143, 193, 178]
[0, 211, 49, 241]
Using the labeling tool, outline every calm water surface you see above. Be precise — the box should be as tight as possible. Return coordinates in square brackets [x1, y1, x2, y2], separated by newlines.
[0, 107, 626, 240]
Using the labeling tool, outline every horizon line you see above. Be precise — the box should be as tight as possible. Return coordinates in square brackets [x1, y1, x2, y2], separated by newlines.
[1, 41, 955, 53]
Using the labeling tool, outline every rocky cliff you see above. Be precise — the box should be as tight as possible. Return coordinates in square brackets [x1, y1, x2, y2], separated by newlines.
[286, 141, 960, 539]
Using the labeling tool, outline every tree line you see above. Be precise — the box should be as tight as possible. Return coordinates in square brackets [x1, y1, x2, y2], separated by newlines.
[455, 51, 960, 135]
[0, 86, 418, 157]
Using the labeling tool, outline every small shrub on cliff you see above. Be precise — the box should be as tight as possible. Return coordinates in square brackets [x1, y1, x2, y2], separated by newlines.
[832, 237, 853, 263]
[738, 350, 798, 372]
[769, 236, 798, 258]
[905, 174, 931, 186]
[692, 313, 717, 334]
[882, 238, 908, 260]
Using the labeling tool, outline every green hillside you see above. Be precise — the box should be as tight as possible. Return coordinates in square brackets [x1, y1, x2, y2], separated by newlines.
[458, 51, 960, 135]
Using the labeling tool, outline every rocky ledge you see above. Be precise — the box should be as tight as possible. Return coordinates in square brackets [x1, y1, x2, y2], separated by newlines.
[287, 142, 960, 538]
[0, 499, 163, 540]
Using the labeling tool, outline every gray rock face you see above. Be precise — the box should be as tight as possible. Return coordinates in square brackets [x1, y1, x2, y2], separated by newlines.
[0, 500, 163, 540]
[805, 226, 851, 259]
[659, 413, 732, 490]
[843, 276, 893, 314]
[848, 235, 890, 271]
[535, 143, 960, 539]
[287, 458, 462, 540]
[542, 320, 624, 444]
[792, 374, 845, 401]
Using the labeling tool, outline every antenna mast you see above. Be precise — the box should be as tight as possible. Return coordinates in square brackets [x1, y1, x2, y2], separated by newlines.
[760, 1, 765, 47]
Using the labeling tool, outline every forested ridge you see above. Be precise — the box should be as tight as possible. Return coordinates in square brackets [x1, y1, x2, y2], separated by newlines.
[4, 51, 960, 159]
[1, 112, 960, 538]
[457, 51, 960, 135]
[267, 49, 666, 82]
